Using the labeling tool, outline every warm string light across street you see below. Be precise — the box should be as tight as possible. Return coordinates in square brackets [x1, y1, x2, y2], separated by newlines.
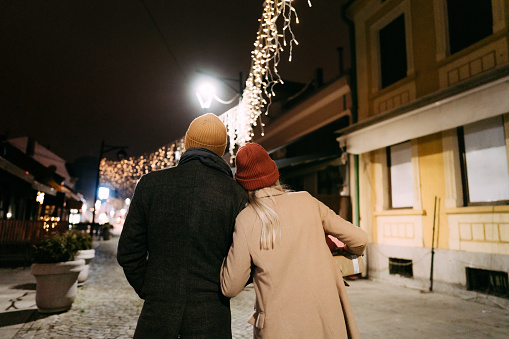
[91, 140, 128, 225]
[99, 0, 312, 198]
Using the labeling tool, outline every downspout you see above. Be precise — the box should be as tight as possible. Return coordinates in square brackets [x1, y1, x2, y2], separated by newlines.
[354, 155, 360, 227]
[341, 0, 360, 227]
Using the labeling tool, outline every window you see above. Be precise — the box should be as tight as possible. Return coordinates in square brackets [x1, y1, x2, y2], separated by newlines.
[379, 14, 407, 88]
[317, 166, 340, 195]
[458, 116, 509, 205]
[387, 141, 414, 208]
[389, 258, 413, 278]
[447, 0, 493, 55]
[466, 267, 509, 299]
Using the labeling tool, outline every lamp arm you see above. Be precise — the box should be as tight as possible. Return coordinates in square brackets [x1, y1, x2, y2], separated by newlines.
[195, 70, 243, 94]
[213, 93, 240, 105]
[103, 145, 129, 154]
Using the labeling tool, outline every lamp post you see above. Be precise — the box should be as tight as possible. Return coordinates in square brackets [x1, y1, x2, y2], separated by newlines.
[195, 70, 243, 112]
[91, 140, 128, 226]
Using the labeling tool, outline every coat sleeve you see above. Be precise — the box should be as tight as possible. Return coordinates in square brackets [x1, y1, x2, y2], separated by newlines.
[117, 176, 148, 297]
[220, 219, 252, 298]
[315, 197, 368, 256]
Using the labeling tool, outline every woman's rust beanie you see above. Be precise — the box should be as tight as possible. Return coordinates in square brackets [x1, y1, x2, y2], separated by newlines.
[185, 113, 227, 156]
[235, 143, 279, 191]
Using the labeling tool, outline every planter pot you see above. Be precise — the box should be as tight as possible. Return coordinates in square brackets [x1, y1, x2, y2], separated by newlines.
[30, 259, 85, 313]
[102, 226, 110, 240]
[75, 249, 95, 285]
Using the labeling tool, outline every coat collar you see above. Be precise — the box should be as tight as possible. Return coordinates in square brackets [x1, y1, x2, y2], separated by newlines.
[178, 147, 233, 178]
[254, 187, 287, 198]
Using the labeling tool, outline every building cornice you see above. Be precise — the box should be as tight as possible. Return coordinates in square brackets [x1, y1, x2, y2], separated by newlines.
[336, 65, 509, 154]
[337, 64, 509, 136]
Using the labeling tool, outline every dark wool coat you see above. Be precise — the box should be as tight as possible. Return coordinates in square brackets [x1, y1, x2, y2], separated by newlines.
[117, 148, 248, 338]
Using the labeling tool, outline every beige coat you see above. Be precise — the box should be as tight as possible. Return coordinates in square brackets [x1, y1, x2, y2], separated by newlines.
[221, 188, 368, 339]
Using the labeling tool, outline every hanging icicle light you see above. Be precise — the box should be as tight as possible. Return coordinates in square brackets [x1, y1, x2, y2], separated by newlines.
[220, 0, 311, 157]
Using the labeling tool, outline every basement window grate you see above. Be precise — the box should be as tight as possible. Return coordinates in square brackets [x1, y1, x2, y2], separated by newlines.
[466, 267, 509, 299]
[389, 257, 413, 278]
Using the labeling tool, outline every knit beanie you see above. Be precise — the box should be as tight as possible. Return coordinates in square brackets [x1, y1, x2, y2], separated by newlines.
[185, 113, 227, 156]
[235, 143, 279, 191]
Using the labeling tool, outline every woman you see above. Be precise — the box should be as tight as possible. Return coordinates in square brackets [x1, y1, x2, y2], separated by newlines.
[221, 143, 367, 339]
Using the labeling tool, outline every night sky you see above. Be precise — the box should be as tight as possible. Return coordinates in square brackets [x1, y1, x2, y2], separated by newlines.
[1, 0, 350, 162]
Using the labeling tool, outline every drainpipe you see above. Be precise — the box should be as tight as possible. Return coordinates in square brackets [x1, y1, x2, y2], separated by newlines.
[337, 47, 344, 76]
[315, 68, 323, 88]
[354, 154, 360, 227]
[341, 0, 360, 226]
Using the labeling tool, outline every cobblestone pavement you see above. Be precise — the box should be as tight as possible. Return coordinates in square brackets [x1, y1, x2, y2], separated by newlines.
[230, 285, 254, 339]
[1, 237, 255, 339]
[2, 237, 508, 338]
[11, 238, 142, 339]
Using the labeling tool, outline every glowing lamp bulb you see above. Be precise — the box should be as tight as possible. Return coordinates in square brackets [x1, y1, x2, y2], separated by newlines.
[196, 82, 216, 109]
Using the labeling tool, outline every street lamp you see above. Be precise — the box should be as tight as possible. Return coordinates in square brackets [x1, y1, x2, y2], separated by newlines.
[98, 187, 110, 200]
[91, 140, 128, 225]
[195, 70, 243, 112]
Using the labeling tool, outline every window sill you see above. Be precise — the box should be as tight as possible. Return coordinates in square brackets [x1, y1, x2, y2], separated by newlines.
[374, 209, 426, 216]
[368, 72, 416, 99]
[436, 31, 507, 66]
[445, 205, 509, 215]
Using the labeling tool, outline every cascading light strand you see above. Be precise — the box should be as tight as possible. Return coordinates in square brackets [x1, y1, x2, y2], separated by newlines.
[220, 0, 311, 155]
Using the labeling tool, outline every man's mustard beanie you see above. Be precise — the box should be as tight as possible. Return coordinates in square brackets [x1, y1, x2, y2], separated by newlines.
[185, 113, 227, 156]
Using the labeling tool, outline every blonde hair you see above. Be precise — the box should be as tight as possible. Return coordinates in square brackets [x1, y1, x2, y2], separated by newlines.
[248, 181, 289, 250]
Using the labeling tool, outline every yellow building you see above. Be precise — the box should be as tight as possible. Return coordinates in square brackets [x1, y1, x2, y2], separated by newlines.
[339, 0, 509, 298]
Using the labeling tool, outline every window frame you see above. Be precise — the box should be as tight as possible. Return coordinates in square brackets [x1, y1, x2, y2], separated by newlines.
[379, 13, 408, 89]
[434, 0, 505, 61]
[457, 118, 509, 206]
[387, 141, 415, 209]
[446, 0, 493, 55]
[370, 0, 415, 93]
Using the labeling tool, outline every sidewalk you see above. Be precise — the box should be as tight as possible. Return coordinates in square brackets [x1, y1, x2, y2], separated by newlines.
[1, 237, 508, 338]
[0, 237, 143, 338]
[348, 279, 509, 338]
[0, 237, 255, 339]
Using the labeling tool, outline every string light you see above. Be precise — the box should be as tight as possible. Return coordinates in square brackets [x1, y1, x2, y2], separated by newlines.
[220, 0, 310, 156]
[100, 138, 185, 198]
[100, 1, 310, 194]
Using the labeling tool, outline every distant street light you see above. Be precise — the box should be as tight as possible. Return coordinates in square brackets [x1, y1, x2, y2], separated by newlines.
[92, 140, 128, 225]
[98, 187, 110, 200]
[195, 70, 243, 112]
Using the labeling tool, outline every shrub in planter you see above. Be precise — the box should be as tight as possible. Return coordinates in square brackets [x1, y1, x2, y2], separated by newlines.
[32, 233, 76, 264]
[67, 230, 95, 285]
[66, 230, 93, 252]
[30, 233, 85, 313]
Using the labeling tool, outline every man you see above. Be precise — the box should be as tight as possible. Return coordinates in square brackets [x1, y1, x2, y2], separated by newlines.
[118, 113, 248, 338]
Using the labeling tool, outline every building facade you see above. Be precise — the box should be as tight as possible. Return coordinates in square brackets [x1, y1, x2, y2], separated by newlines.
[339, 0, 509, 298]
[0, 138, 83, 261]
[251, 70, 353, 217]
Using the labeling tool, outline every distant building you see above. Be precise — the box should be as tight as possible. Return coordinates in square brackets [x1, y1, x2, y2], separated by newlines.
[0, 137, 83, 238]
[244, 66, 353, 218]
[8, 137, 75, 188]
[339, 0, 509, 298]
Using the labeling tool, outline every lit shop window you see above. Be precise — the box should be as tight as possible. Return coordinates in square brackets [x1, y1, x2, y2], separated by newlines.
[459, 116, 509, 204]
[69, 210, 81, 224]
[36, 191, 45, 204]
